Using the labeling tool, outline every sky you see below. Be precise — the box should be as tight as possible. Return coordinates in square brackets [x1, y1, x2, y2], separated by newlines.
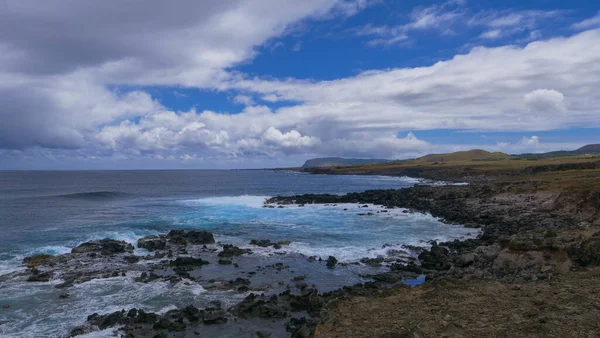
[1, 0, 600, 169]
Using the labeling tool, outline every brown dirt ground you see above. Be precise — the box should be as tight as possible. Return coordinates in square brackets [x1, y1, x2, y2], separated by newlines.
[315, 268, 600, 338]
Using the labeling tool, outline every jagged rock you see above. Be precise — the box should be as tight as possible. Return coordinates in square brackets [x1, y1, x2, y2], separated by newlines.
[202, 307, 228, 324]
[22, 254, 55, 268]
[27, 269, 52, 282]
[229, 294, 287, 319]
[567, 237, 600, 266]
[166, 230, 215, 245]
[390, 262, 422, 274]
[71, 239, 134, 255]
[361, 257, 384, 267]
[137, 236, 167, 251]
[326, 256, 338, 269]
[418, 243, 451, 270]
[218, 244, 252, 258]
[286, 317, 318, 338]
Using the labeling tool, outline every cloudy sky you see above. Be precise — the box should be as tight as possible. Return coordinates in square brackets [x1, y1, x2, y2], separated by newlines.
[1, 0, 600, 169]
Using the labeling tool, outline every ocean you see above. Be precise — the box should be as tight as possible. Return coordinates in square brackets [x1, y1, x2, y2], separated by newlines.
[0, 170, 475, 337]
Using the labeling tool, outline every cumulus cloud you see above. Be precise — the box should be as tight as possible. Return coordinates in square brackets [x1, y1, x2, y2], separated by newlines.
[232, 30, 600, 134]
[0, 0, 354, 150]
[524, 89, 566, 113]
[262, 127, 319, 149]
[1, 1, 600, 167]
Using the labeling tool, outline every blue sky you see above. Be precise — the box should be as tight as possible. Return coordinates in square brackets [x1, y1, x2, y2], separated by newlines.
[1, 0, 600, 169]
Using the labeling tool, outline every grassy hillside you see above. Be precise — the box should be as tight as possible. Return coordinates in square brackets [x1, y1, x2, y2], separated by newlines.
[302, 157, 391, 168]
[416, 149, 510, 163]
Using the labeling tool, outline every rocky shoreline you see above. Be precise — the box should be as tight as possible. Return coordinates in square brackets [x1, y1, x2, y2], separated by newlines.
[266, 177, 600, 337]
[3, 178, 599, 337]
[3, 225, 430, 338]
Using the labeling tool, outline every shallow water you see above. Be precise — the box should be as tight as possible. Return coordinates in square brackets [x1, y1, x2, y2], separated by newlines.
[0, 170, 476, 337]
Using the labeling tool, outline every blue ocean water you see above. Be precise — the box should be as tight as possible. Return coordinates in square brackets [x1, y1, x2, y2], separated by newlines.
[0, 170, 475, 336]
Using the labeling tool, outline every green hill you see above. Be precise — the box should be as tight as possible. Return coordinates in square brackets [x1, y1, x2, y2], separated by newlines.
[575, 144, 600, 154]
[302, 157, 391, 168]
[415, 149, 510, 163]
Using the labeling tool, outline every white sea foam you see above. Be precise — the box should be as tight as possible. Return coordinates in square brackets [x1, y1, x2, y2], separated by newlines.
[182, 195, 270, 208]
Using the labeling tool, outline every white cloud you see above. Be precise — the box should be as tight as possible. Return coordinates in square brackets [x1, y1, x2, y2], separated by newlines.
[262, 127, 319, 149]
[480, 29, 502, 39]
[1, 1, 599, 166]
[524, 89, 566, 113]
[572, 12, 600, 30]
[233, 95, 255, 106]
[352, 4, 560, 47]
[351, 0, 465, 46]
[86, 30, 600, 161]
[232, 30, 600, 135]
[0, 0, 358, 149]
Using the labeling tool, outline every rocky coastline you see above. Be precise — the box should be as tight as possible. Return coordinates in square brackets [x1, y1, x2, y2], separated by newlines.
[3, 171, 600, 337]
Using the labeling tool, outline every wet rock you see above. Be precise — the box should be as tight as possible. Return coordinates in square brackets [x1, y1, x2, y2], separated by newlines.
[250, 239, 291, 250]
[69, 327, 85, 336]
[390, 262, 422, 274]
[135, 272, 161, 283]
[58, 293, 70, 299]
[71, 239, 134, 255]
[166, 230, 215, 245]
[137, 236, 167, 251]
[123, 255, 140, 264]
[229, 294, 287, 319]
[418, 243, 451, 270]
[281, 289, 324, 316]
[256, 330, 272, 338]
[361, 257, 384, 267]
[202, 307, 228, 324]
[169, 257, 210, 267]
[218, 259, 233, 265]
[250, 239, 275, 247]
[218, 244, 252, 258]
[27, 269, 52, 282]
[286, 317, 318, 338]
[292, 275, 307, 281]
[86, 308, 159, 330]
[326, 256, 338, 269]
[22, 254, 55, 268]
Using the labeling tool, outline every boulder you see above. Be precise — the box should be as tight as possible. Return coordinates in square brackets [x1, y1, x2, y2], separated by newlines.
[71, 239, 134, 255]
[166, 230, 215, 245]
[567, 237, 600, 266]
[418, 243, 451, 270]
[326, 256, 338, 269]
[137, 236, 167, 251]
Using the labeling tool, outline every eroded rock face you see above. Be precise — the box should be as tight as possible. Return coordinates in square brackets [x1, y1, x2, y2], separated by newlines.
[567, 236, 600, 266]
[71, 239, 134, 255]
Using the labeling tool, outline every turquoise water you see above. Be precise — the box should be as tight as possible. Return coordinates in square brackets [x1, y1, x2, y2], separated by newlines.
[0, 170, 476, 336]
